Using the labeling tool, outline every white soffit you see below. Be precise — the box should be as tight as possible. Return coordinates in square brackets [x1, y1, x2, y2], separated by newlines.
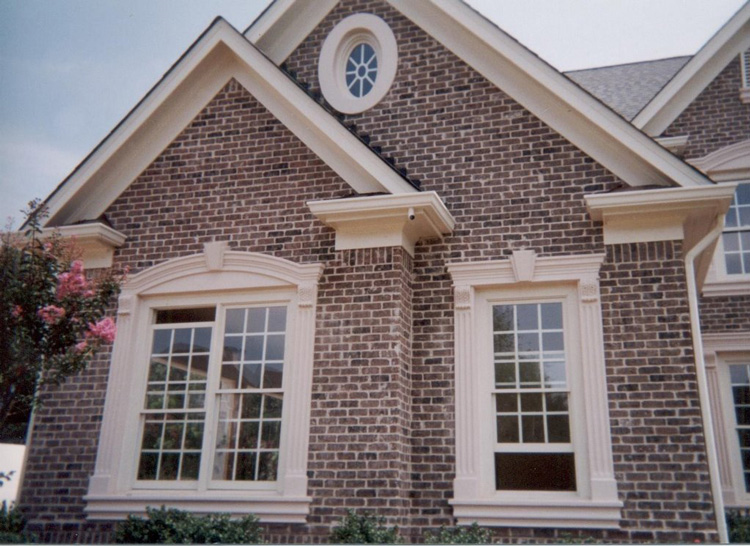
[584, 185, 737, 244]
[633, 2, 750, 136]
[307, 191, 455, 256]
[42, 18, 416, 228]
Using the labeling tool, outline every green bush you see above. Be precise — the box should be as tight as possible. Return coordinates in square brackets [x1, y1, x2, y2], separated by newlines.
[0, 501, 29, 543]
[114, 506, 264, 544]
[330, 510, 401, 544]
[423, 522, 492, 544]
[727, 509, 750, 543]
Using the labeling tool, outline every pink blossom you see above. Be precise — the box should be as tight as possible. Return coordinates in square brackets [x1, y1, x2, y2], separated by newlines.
[86, 317, 116, 344]
[56, 260, 89, 299]
[74, 340, 89, 353]
[11, 305, 22, 318]
[37, 305, 66, 325]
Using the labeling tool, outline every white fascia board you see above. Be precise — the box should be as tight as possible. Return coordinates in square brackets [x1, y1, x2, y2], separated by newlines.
[633, 3, 750, 136]
[584, 185, 737, 244]
[387, 0, 713, 189]
[689, 139, 750, 181]
[245, 0, 337, 64]
[307, 191, 455, 256]
[43, 19, 415, 227]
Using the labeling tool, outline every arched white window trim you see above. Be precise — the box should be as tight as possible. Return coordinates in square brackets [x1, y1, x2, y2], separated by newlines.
[85, 243, 323, 522]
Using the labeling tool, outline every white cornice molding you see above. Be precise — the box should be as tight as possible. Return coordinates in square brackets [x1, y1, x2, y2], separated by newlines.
[633, 3, 750, 135]
[447, 251, 606, 287]
[307, 191, 455, 257]
[689, 139, 750, 182]
[40, 223, 126, 269]
[703, 331, 750, 354]
[42, 18, 416, 228]
[584, 185, 737, 244]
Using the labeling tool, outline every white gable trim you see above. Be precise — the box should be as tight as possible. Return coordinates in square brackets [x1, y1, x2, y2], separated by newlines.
[43, 18, 416, 228]
[387, 0, 711, 189]
[633, 3, 750, 136]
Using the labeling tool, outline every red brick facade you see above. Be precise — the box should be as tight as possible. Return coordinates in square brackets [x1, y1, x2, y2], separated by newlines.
[18, 0, 736, 543]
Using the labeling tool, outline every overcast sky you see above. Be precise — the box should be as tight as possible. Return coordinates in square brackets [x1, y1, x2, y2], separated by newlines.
[0, 0, 746, 228]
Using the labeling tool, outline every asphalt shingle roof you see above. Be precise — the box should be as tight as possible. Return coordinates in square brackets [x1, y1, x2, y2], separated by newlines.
[565, 56, 691, 120]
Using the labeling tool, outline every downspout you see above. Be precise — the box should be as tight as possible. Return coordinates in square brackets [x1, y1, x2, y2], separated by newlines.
[684, 213, 728, 543]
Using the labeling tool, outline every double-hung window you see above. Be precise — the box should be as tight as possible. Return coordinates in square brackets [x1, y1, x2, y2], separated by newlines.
[492, 302, 575, 492]
[86, 246, 321, 521]
[447, 250, 621, 528]
[137, 305, 288, 487]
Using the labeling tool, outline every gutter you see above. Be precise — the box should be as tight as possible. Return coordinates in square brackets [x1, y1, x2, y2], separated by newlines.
[684, 214, 728, 543]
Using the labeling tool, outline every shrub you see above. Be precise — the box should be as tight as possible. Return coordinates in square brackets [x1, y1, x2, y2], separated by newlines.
[330, 510, 401, 544]
[727, 509, 750, 543]
[114, 506, 264, 544]
[424, 522, 492, 544]
[0, 501, 29, 543]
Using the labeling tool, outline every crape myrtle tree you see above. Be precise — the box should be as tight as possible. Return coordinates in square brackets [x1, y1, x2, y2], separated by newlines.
[0, 201, 124, 444]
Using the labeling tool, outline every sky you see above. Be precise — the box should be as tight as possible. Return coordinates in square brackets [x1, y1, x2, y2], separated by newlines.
[0, 0, 746, 228]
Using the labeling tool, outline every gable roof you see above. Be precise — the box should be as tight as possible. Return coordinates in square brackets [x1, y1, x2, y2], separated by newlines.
[566, 57, 691, 121]
[633, 1, 750, 136]
[40, 17, 417, 228]
[247, 0, 713, 190]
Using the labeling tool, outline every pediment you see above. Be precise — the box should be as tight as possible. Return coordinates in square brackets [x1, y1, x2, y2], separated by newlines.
[41, 18, 416, 228]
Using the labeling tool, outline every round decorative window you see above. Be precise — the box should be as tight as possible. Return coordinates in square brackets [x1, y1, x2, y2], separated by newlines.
[319, 13, 397, 114]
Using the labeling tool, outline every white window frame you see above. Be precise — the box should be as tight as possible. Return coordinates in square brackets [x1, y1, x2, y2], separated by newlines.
[318, 13, 398, 114]
[85, 243, 322, 522]
[704, 333, 750, 508]
[447, 250, 622, 529]
[705, 180, 750, 291]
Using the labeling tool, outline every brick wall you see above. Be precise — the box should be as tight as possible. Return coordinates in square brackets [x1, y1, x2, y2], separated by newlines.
[664, 56, 750, 160]
[19, 0, 723, 542]
[700, 294, 750, 333]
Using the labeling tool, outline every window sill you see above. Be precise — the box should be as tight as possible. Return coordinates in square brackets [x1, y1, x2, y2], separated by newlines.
[84, 491, 311, 523]
[449, 496, 623, 529]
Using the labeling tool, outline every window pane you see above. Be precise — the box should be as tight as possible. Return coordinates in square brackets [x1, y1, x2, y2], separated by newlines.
[497, 416, 519, 443]
[542, 332, 564, 352]
[152, 330, 172, 355]
[521, 415, 544, 443]
[495, 362, 515, 386]
[223, 336, 243, 362]
[155, 307, 215, 324]
[258, 452, 279, 481]
[495, 453, 576, 491]
[263, 363, 284, 389]
[520, 393, 542, 412]
[726, 254, 743, 274]
[225, 309, 245, 334]
[494, 334, 514, 353]
[173, 329, 192, 352]
[268, 307, 287, 332]
[246, 308, 266, 333]
[518, 360, 541, 386]
[516, 304, 538, 330]
[241, 364, 262, 389]
[547, 415, 571, 443]
[244, 336, 264, 361]
[496, 393, 517, 413]
[493, 305, 513, 332]
[541, 303, 563, 330]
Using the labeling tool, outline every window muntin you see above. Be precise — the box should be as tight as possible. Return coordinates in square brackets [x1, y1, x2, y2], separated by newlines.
[492, 302, 574, 491]
[136, 304, 288, 487]
[729, 362, 750, 491]
[723, 182, 750, 275]
[345, 43, 378, 98]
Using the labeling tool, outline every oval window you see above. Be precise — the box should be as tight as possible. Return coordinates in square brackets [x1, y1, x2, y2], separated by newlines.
[345, 43, 378, 98]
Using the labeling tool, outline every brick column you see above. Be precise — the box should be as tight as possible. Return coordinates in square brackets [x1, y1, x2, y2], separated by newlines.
[307, 247, 413, 531]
